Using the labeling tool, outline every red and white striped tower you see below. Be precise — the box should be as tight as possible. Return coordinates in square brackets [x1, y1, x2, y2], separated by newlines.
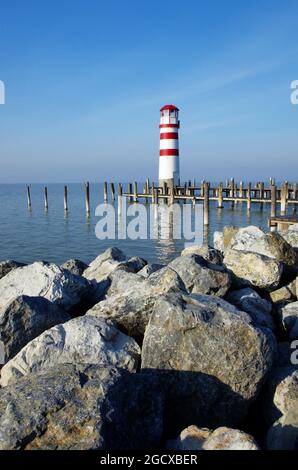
[159, 104, 180, 187]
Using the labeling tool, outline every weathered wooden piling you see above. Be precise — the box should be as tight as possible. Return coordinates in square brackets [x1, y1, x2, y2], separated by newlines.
[85, 182, 90, 215]
[217, 183, 223, 208]
[44, 187, 48, 211]
[64, 186, 68, 212]
[270, 182, 276, 218]
[110, 183, 115, 202]
[247, 183, 251, 211]
[104, 182, 108, 203]
[27, 186, 32, 211]
[203, 182, 209, 226]
[133, 182, 138, 202]
[281, 182, 288, 215]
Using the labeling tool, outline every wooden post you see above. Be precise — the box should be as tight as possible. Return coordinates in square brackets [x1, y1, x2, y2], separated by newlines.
[239, 181, 243, 199]
[203, 182, 209, 226]
[169, 185, 174, 205]
[104, 181, 108, 203]
[270, 182, 276, 218]
[293, 183, 298, 214]
[64, 186, 68, 212]
[110, 183, 115, 202]
[201, 180, 204, 197]
[230, 178, 234, 208]
[154, 187, 159, 204]
[145, 178, 150, 194]
[281, 182, 287, 215]
[85, 182, 90, 215]
[118, 182, 122, 197]
[259, 181, 264, 209]
[247, 182, 251, 211]
[217, 183, 223, 208]
[133, 182, 138, 202]
[128, 183, 133, 202]
[151, 182, 155, 203]
[44, 187, 48, 211]
[27, 186, 32, 210]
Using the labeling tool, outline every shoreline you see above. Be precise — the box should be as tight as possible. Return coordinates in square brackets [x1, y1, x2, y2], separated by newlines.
[0, 224, 297, 450]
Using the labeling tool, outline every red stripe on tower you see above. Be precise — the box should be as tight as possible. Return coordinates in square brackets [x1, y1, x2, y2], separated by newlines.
[160, 149, 179, 156]
[160, 132, 179, 140]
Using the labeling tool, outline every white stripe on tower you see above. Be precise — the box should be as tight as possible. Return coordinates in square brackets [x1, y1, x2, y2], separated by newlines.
[158, 105, 180, 186]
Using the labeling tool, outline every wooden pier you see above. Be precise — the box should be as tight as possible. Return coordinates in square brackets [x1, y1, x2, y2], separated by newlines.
[26, 179, 298, 228]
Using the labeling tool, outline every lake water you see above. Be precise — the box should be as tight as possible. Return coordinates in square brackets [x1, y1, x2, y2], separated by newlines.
[0, 183, 278, 266]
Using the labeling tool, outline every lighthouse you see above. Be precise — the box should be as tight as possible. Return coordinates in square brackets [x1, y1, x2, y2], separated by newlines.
[158, 104, 180, 187]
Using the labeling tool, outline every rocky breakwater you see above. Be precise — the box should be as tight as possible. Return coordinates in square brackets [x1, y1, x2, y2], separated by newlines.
[0, 224, 297, 450]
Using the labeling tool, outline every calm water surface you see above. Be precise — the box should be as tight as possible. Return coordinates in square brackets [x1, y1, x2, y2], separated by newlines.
[0, 183, 278, 265]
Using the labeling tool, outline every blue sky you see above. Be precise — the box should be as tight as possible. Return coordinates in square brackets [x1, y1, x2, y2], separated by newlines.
[0, 0, 297, 183]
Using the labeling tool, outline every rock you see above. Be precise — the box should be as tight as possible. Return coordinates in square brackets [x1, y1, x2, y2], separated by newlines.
[273, 370, 298, 415]
[223, 249, 283, 290]
[181, 245, 223, 265]
[266, 407, 298, 450]
[116, 256, 147, 273]
[83, 247, 126, 282]
[270, 281, 296, 304]
[255, 365, 297, 428]
[0, 260, 26, 280]
[223, 226, 240, 249]
[0, 364, 163, 450]
[141, 292, 276, 433]
[0, 316, 141, 386]
[203, 427, 259, 450]
[167, 426, 212, 450]
[213, 231, 224, 252]
[280, 302, 298, 340]
[0, 262, 91, 312]
[0, 295, 70, 362]
[138, 263, 165, 278]
[228, 227, 298, 271]
[88, 267, 186, 336]
[168, 255, 231, 297]
[61, 259, 89, 276]
[167, 425, 259, 450]
[282, 225, 298, 249]
[226, 288, 274, 330]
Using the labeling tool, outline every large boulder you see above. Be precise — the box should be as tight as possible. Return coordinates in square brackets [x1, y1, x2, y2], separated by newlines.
[167, 425, 259, 450]
[0, 260, 26, 280]
[0, 295, 70, 362]
[181, 245, 223, 265]
[228, 226, 298, 271]
[61, 259, 88, 276]
[223, 249, 283, 290]
[141, 292, 276, 434]
[168, 255, 231, 297]
[0, 262, 91, 312]
[203, 427, 259, 450]
[226, 288, 274, 330]
[266, 407, 298, 450]
[0, 316, 141, 386]
[282, 225, 298, 250]
[273, 370, 298, 415]
[88, 267, 186, 336]
[280, 302, 298, 340]
[0, 364, 164, 450]
[83, 247, 126, 282]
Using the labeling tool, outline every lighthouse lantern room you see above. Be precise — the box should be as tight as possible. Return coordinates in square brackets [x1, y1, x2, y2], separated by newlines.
[158, 104, 180, 187]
